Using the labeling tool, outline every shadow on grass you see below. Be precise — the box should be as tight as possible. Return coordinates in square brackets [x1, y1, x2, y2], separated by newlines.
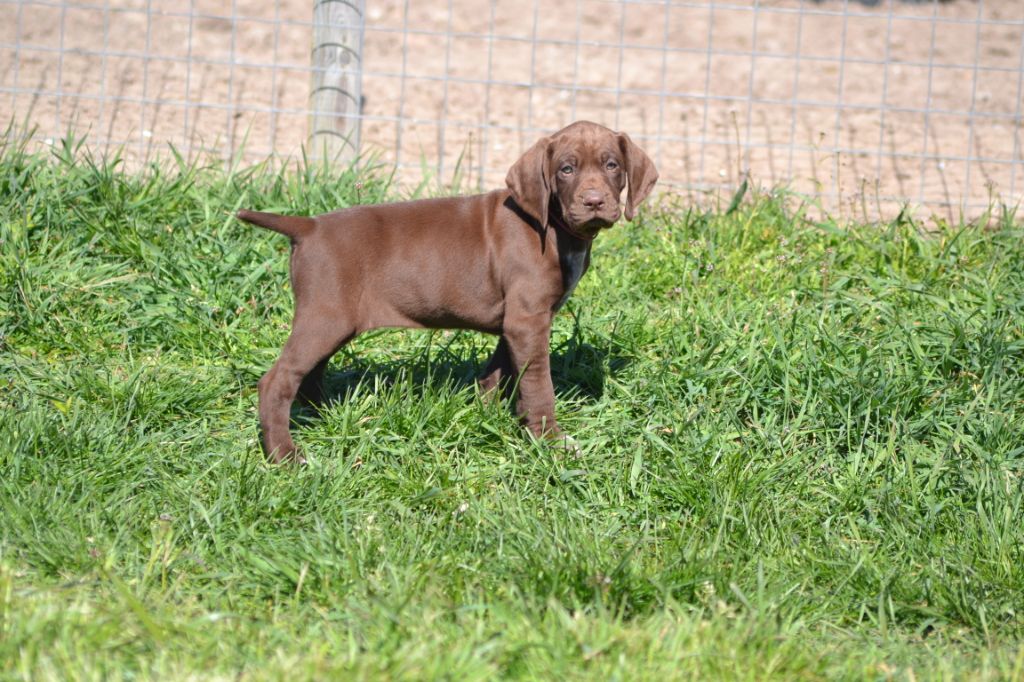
[287, 333, 632, 425]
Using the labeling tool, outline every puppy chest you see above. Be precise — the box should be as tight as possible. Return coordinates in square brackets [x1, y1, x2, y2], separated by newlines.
[554, 247, 589, 312]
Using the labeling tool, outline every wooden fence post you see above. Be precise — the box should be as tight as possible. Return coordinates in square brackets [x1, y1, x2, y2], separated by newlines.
[309, 0, 363, 162]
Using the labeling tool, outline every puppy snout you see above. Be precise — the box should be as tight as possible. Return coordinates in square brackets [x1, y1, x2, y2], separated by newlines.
[581, 190, 606, 211]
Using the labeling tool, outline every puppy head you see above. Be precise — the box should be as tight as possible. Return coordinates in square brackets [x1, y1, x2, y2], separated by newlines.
[506, 121, 659, 238]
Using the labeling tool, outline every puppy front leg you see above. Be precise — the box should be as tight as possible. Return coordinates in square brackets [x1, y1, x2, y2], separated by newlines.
[504, 315, 559, 437]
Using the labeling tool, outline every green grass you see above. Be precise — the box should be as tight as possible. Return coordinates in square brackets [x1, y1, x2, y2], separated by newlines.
[1, 139, 1023, 680]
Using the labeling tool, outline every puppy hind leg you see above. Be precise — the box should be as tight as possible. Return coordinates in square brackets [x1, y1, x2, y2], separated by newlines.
[258, 317, 355, 463]
[478, 337, 514, 400]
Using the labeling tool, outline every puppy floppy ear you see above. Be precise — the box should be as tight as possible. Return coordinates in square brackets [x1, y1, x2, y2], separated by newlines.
[506, 136, 553, 228]
[618, 132, 659, 221]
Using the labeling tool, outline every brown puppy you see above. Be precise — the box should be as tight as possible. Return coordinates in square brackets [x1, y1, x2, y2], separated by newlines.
[239, 121, 658, 462]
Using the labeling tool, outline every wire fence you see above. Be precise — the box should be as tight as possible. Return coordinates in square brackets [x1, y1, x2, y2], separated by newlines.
[2, 0, 312, 167]
[2, 0, 1022, 221]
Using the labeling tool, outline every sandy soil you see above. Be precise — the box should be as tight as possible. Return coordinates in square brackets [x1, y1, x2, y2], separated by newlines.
[2, 0, 1022, 220]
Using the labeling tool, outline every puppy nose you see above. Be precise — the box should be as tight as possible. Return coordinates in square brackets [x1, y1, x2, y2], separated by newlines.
[581, 190, 605, 210]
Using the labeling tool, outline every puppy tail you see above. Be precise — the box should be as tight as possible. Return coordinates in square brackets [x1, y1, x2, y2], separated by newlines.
[237, 209, 315, 241]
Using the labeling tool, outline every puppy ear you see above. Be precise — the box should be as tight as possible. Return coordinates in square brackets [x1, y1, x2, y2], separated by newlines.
[506, 136, 553, 228]
[618, 132, 659, 221]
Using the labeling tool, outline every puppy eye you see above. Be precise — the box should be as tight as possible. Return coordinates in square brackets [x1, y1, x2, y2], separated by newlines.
[560, 165, 574, 175]
[606, 161, 619, 171]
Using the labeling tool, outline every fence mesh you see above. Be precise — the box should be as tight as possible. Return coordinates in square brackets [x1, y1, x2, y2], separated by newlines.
[3, 0, 1023, 221]
[1, 0, 311, 166]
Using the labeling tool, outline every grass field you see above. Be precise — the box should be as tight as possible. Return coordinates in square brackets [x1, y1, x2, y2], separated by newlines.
[2, 139, 1023, 680]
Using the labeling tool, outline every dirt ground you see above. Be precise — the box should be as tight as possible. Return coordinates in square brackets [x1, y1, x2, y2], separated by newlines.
[2, 0, 1022, 220]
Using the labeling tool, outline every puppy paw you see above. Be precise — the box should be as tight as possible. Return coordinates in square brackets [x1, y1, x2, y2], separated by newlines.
[558, 433, 583, 457]
[526, 426, 582, 458]
[266, 445, 307, 466]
